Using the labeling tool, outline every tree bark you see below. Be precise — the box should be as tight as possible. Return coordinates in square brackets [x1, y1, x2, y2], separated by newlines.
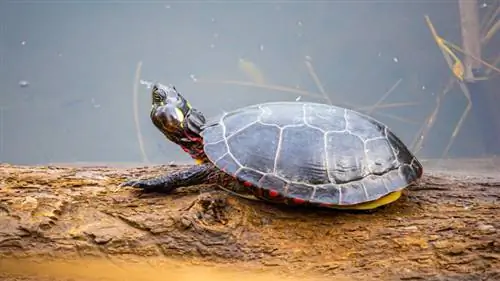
[0, 160, 499, 281]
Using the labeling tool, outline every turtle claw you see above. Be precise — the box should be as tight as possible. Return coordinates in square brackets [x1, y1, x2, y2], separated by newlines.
[119, 179, 145, 188]
[113, 179, 138, 192]
[117, 178, 170, 193]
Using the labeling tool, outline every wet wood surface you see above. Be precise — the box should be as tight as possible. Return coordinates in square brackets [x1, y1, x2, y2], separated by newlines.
[0, 159, 499, 281]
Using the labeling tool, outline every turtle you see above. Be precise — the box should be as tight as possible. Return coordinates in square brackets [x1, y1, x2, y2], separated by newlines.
[120, 83, 423, 210]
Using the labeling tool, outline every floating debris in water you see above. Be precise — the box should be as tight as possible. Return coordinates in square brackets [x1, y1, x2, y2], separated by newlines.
[378, 52, 382, 57]
[295, 96, 302, 101]
[393, 57, 399, 63]
[190, 74, 198, 82]
[297, 21, 303, 27]
[20, 40, 26, 46]
[18, 80, 29, 87]
[91, 98, 101, 108]
[139, 79, 154, 89]
[421, 85, 426, 90]
[164, 4, 171, 9]
[260, 44, 264, 51]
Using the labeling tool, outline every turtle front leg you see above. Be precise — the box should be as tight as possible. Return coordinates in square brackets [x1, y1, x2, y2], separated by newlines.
[120, 163, 219, 193]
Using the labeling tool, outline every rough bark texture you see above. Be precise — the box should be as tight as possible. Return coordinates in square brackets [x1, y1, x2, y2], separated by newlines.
[0, 159, 499, 281]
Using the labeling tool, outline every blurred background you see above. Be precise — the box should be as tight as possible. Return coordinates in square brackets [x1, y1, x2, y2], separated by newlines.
[0, 0, 499, 165]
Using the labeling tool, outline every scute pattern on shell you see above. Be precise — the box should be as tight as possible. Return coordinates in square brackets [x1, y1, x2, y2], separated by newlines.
[201, 102, 422, 206]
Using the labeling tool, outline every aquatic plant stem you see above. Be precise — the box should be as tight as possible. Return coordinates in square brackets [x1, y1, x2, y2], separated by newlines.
[366, 78, 403, 115]
[481, 4, 500, 43]
[304, 59, 333, 105]
[133, 61, 149, 164]
[444, 38, 500, 75]
[421, 15, 473, 159]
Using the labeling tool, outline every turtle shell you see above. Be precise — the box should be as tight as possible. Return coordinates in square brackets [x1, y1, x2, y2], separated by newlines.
[200, 102, 422, 206]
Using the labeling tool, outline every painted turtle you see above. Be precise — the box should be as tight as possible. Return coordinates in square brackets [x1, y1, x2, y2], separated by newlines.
[121, 83, 423, 210]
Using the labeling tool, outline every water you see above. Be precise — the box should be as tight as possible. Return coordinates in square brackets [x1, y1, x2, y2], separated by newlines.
[0, 2, 496, 165]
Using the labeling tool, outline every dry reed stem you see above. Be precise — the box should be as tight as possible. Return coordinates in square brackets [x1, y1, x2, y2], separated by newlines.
[304, 59, 333, 105]
[480, 3, 500, 43]
[421, 15, 474, 159]
[411, 77, 456, 154]
[445, 39, 500, 76]
[133, 61, 149, 164]
[366, 78, 403, 115]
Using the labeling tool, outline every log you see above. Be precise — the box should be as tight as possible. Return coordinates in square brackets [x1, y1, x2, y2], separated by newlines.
[0, 160, 499, 281]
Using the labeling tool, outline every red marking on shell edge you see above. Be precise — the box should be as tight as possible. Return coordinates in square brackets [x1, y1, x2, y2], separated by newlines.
[292, 198, 306, 204]
[269, 190, 279, 197]
[243, 181, 252, 187]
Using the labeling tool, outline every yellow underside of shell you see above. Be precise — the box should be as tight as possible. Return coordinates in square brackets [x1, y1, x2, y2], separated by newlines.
[332, 190, 403, 210]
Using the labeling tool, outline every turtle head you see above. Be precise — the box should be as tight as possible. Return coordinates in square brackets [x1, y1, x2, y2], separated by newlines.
[149, 83, 208, 164]
[151, 83, 190, 110]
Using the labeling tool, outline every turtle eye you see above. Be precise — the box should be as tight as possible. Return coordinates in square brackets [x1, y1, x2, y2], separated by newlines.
[153, 93, 161, 103]
[151, 83, 191, 116]
[153, 89, 166, 104]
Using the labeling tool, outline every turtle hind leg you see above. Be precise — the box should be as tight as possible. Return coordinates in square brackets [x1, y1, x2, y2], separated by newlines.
[120, 163, 219, 193]
[182, 191, 230, 225]
[215, 178, 260, 202]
